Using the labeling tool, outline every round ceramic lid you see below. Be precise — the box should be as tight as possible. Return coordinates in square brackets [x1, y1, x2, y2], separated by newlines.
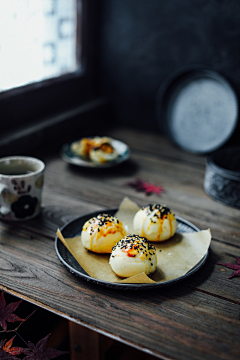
[156, 69, 239, 154]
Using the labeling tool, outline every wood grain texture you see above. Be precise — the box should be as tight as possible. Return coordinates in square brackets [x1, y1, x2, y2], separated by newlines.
[0, 127, 240, 360]
[0, 229, 239, 360]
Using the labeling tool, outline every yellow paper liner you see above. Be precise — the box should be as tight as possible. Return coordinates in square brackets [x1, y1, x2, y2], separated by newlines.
[56, 197, 211, 284]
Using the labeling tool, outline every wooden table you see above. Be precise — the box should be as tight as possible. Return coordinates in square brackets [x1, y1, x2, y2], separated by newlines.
[0, 127, 240, 360]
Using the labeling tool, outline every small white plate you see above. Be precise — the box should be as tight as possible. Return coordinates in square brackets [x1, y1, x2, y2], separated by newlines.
[61, 138, 130, 168]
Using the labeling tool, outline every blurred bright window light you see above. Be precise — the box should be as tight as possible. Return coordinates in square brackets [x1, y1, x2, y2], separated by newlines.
[0, 0, 80, 92]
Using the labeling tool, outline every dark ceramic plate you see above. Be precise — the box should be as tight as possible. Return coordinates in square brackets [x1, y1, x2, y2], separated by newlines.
[204, 146, 240, 209]
[61, 139, 130, 168]
[156, 68, 238, 154]
[55, 208, 208, 290]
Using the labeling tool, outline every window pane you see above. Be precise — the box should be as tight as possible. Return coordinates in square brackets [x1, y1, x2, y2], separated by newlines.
[0, 0, 81, 92]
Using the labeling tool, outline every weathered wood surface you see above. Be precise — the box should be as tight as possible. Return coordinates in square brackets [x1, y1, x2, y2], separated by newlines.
[0, 127, 240, 360]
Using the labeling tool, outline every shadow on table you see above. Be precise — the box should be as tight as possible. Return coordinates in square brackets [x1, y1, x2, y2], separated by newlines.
[65, 158, 139, 178]
[79, 246, 217, 304]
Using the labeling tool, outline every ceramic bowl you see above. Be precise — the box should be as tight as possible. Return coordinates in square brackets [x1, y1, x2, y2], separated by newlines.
[204, 147, 240, 209]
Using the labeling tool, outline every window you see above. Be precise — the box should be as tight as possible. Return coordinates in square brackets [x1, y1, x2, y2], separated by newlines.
[0, 0, 98, 137]
[0, 0, 80, 92]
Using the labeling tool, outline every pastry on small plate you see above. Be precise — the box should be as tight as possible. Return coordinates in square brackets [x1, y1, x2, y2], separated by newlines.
[71, 136, 118, 163]
[89, 141, 118, 163]
[109, 234, 157, 278]
[133, 204, 177, 242]
[81, 214, 126, 253]
[62, 137, 130, 168]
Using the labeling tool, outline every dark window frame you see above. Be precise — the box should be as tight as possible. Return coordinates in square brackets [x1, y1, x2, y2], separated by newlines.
[1, 0, 99, 135]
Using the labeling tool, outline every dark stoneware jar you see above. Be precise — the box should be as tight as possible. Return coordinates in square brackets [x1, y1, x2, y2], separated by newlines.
[204, 147, 240, 209]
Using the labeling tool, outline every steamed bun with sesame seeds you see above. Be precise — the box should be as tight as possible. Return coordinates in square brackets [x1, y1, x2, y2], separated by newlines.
[81, 214, 127, 253]
[133, 204, 178, 242]
[109, 235, 157, 278]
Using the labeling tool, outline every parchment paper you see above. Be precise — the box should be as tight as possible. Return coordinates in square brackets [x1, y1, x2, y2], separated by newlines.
[57, 197, 211, 283]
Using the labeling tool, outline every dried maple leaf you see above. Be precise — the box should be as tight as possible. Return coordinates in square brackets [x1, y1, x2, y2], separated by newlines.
[0, 291, 24, 331]
[0, 336, 26, 358]
[218, 256, 240, 278]
[0, 350, 18, 360]
[0, 339, 18, 359]
[23, 334, 68, 360]
[127, 179, 165, 196]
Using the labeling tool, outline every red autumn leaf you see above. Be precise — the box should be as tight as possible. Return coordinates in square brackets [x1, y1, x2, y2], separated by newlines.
[0, 291, 24, 331]
[0, 337, 26, 359]
[0, 350, 18, 360]
[218, 256, 240, 278]
[0, 339, 16, 360]
[127, 179, 165, 196]
[23, 334, 68, 360]
[143, 183, 165, 196]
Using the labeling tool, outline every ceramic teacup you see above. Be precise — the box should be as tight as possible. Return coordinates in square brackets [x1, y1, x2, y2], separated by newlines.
[0, 156, 45, 221]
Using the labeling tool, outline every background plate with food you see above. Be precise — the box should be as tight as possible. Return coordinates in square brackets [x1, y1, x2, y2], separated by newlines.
[61, 136, 130, 168]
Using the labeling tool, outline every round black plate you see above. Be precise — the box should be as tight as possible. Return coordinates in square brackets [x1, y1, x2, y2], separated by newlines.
[55, 208, 208, 290]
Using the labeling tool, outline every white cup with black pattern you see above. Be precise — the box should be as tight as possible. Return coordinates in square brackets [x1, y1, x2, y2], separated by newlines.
[0, 156, 45, 221]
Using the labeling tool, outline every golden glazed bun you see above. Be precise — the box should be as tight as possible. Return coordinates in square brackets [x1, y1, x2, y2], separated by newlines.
[133, 204, 177, 242]
[109, 234, 157, 278]
[81, 214, 126, 253]
[89, 142, 118, 163]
